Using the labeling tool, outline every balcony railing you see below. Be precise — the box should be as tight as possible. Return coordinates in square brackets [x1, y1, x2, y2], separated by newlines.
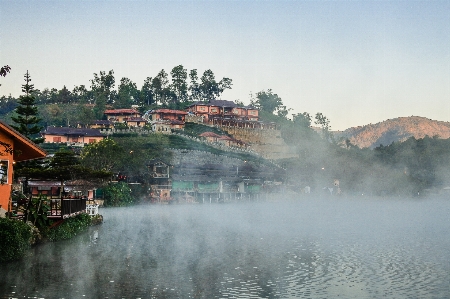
[49, 197, 87, 218]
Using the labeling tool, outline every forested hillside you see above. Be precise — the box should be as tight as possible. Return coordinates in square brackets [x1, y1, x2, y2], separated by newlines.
[335, 116, 450, 149]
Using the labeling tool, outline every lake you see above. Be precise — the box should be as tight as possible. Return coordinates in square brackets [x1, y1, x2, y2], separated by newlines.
[1, 196, 449, 298]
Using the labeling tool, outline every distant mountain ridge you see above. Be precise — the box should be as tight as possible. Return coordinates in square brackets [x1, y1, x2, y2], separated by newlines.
[334, 116, 450, 149]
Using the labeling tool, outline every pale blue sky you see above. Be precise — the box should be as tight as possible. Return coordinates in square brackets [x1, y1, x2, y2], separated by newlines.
[1, 0, 449, 130]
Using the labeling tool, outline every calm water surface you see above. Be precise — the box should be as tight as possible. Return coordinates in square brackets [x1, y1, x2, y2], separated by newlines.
[1, 197, 449, 298]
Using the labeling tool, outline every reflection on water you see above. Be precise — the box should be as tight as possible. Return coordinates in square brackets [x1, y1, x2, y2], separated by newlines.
[1, 197, 449, 298]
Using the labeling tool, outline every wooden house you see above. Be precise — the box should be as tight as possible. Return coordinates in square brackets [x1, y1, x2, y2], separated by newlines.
[186, 100, 234, 123]
[187, 100, 259, 124]
[147, 159, 172, 202]
[29, 179, 98, 200]
[41, 127, 105, 146]
[104, 109, 141, 123]
[147, 109, 187, 130]
[88, 120, 114, 130]
[146, 109, 188, 131]
[65, 180, 97, 200]
[246, 106, 259, 121]
[125, 117, 148, 128]
[148, 109, 187, 122]
[28, 180, 62, 198]
[185, 102, 210, 120]
[27, 179, 98, 218]
[0, 121, 47, 216]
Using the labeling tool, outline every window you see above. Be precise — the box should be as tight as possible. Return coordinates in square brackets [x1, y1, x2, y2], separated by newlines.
[53, 136, 61, 143]
[89, 139, 96, 143]
[0, 160, 8, 184]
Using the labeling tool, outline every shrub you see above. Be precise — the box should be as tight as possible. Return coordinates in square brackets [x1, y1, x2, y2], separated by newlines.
[103, 182, 133, 207]
[46, 213, 92, 242]
[0, 218, 32, 262]
[114, 122, 129, 130]
[24, 195, 51, 229]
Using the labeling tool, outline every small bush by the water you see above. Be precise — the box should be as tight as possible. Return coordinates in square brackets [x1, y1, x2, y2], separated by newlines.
[90, 214, 103, 225]
[47, 213, 92, 241]
[0, 218, 32, 262]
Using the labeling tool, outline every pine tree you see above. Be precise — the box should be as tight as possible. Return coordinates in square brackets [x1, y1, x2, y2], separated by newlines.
[11, 71, 43, 143]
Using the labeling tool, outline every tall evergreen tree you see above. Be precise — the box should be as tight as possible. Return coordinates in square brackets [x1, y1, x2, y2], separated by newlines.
[140, 77, 154, 107]
[11, 71, 43, 143]
[11, 71, 45, 196]
[188, 69, 201, 102]
[200, 69, 219, 101]
[152, 69, 170, 106]
[170, 65, 188, 105]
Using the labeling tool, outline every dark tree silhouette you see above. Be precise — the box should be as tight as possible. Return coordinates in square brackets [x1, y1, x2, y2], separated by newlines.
[11, 71, 43, 143]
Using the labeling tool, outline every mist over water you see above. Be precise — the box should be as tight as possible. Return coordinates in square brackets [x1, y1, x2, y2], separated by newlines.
[1, 196, 449, 298]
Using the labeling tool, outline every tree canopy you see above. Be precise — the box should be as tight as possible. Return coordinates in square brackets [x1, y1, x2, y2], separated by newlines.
[11, 71, 43, 143]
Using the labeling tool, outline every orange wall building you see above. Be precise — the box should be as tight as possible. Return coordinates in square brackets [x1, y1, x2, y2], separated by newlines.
[187, 100, 259, 123]
[0, 121, 47, 216]
[149, 109, 187, 122]
[41, 127, 105, 145]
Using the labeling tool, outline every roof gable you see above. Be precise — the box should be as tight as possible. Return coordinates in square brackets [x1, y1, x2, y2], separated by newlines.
[0, 121, 47, 161]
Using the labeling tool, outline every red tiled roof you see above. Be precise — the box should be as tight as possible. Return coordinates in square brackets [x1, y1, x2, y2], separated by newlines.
[104, 109, 140, 115]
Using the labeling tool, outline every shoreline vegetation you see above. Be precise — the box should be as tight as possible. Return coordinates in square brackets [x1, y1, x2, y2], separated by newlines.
[0, 213, 103, 263]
